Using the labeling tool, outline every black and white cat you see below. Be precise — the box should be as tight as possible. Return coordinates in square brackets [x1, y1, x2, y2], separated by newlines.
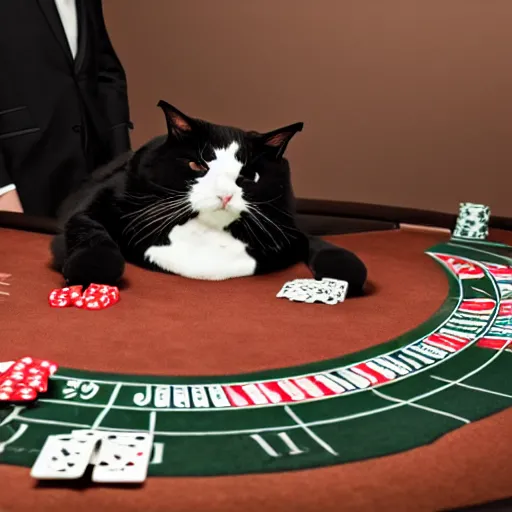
[51, 101, 367, 294]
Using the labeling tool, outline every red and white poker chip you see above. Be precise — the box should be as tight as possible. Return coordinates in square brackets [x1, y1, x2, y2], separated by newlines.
[0, 356, 59, 403]
[49, 283, 120, 311]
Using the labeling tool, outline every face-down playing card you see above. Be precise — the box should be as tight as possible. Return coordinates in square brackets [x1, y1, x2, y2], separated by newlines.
[91, 432, 154, 484]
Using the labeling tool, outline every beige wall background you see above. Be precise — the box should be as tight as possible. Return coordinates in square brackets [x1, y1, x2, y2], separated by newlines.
[103, 0, 512, 217]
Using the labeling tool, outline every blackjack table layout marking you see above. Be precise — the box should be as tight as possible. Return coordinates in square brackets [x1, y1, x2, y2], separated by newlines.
[1, 230, 511, 478]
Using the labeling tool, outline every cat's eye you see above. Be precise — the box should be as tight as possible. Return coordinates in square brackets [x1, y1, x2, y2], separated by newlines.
[236, 172, 260, 186]
[189, 161, 208, 172]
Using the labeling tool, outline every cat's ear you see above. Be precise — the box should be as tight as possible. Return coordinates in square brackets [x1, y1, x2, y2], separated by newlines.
[257, 122, 304, 159]
[157, 100, 194, 140]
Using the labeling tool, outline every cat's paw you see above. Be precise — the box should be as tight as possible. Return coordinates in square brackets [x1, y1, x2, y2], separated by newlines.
[63, 244, 125, 287]
[309, 247, 367, 296]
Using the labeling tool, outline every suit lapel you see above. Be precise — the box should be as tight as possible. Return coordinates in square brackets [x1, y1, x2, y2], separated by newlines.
[74, 0, 87, 73]
[36, 0, 74, 65]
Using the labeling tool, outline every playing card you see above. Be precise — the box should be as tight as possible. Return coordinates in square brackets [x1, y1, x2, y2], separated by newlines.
[92, 432, 153, 484]
[313, 278, 348, 305]
[275, 282, 299, 298]
[276, 278, 348, 305]
[278, 280, 316, 302]
[72, 429, 107, 464]
[277, 279, 320, 301]
[71, 429, 107, 440]
[31, 434, 98, 480]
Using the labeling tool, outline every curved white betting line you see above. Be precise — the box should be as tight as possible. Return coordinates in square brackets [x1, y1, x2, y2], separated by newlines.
[18, 339, 511, 438]
[39, 253, 503, 413]
[0, 406, 25, 427]
[0, 424, 29, 454]
[447, 241, 512, 267]
[46, 252, 468, 393]
[371, 389, 471, 424]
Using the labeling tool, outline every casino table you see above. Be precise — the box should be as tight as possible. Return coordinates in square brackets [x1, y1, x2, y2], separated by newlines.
[1, 203, 512, 512]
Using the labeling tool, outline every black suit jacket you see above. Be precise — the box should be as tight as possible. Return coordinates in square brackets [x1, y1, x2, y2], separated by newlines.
[0, 0, 132, 217]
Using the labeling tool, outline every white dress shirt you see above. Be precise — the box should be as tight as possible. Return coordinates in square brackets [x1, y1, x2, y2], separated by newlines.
[54, 0, 78, 59]
[0, 0, 78, 198]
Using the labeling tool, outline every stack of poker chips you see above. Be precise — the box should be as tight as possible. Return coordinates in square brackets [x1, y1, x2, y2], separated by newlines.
[0, 357, 58, 403]
[452, 202, 491, 241]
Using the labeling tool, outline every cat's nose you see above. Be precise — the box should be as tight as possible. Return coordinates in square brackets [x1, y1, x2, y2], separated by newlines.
[219, 195, 233, 208]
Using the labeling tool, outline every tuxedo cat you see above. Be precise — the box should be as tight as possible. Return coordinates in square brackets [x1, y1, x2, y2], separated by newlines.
[51, 101, 367, 295]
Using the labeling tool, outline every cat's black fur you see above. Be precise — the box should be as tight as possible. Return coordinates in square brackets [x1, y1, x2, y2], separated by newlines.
[50, 101, 367, 295]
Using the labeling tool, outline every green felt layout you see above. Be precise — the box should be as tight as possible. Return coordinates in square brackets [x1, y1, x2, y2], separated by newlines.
[1, 239, 511, 476]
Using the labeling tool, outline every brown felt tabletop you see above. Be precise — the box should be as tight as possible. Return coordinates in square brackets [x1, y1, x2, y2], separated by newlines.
[1, 227, 511, 511]
[1, 228, 451, 376]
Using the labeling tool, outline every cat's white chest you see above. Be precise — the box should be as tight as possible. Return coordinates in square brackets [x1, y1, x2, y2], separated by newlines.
[144, 218, 256, 280]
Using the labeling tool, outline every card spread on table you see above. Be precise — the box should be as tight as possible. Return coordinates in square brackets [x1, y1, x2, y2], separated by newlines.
[276, 278, 348, 305]
[31, 430, 153, 484]
[92, 432, 154, 484]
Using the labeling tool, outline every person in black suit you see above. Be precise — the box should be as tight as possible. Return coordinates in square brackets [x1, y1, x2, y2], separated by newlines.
[0, 0, 132, 218]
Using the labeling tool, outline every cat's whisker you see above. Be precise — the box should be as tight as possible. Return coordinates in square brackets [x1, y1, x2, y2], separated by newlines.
[248, 195, 284, 206]
[245, 209, 281, 251]
[248, 206, 285, 237]
[261, 202, 295, 219]
[122, 193, 161, 201]
[126, 211, 173, 247]
[121, 195, 175, 215]
[249, 206, 299, 250]
[155, 185, 192, 196]
[122, 205, 172, 234]
[122, 194, 189, 216]
[122, 198, 191, 233]
[150, 206, 191, 244]
[122, 190, 187, 206]
[121, 189, 189, 210]
[124, 198, 188, 222]
[131, 205, 192, 247]
[240, 217, 265, 250]
[250, 205, 299, 240]
[126, 201, 192, 242]
[121, 200, 169, 221]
